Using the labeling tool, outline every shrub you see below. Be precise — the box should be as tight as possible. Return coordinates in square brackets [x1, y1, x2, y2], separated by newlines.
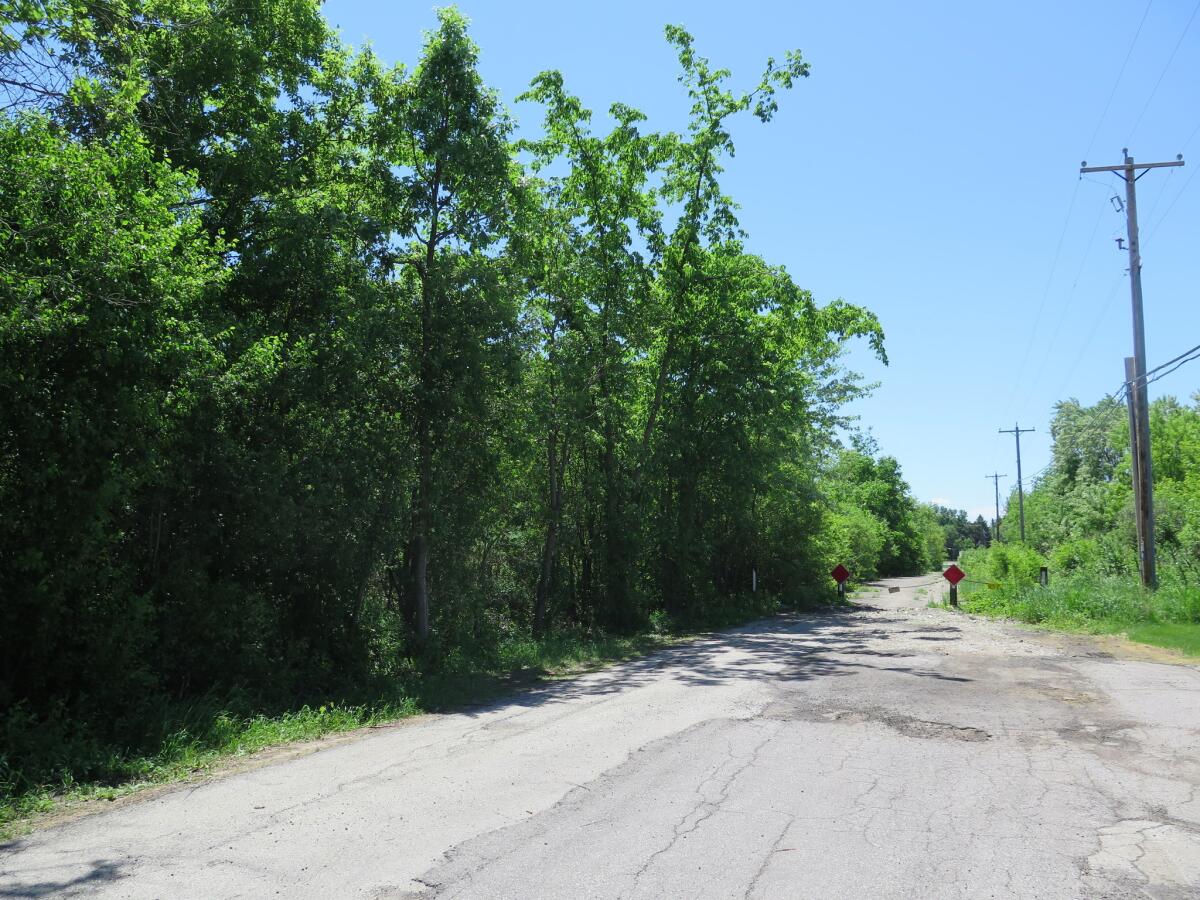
[959, 543, 1046, 587]
[1049, 538, 1101, 576]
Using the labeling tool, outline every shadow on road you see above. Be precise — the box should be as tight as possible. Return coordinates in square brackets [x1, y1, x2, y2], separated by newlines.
[453, 606, 972, 719]
[0, 859, 121, 898]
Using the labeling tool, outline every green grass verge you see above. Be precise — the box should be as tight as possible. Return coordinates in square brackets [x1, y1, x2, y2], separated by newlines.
[0, 594, 797, 839]
[960, 573, 1200, 658]
[1123, 623, 1200, 657]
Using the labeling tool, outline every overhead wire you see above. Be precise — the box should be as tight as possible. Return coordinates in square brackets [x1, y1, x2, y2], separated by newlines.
[1185, 119, 1200, 150]
[1047, 347, 1200, 510]
[1129, 341, 1200, 387]
[993, 381, 1128, 519]
[988, 178, 1081, 478]
[1052, 273, 1126, 401]
[1005, 391, 1128, 493]
[1140, 165, 1176, 224]
[1041, 343, 1200, 501]
[1144, 115, 1200, 239]
[1008, 169, 1124, 432]
[1024, 346, 1200, 519]
[1128, 0, 1200, 145]
[999, 350, 1139, 516]
[1012, 5, 1200, 493]
[1147, 163, 1197, 238]
[999, 0, 1159, 444]
[1145, 352, 1200, 387]
[995, 179, 1080, 428]
[1146, 352, 1200, 387]
[984, 0, 1169, 514]
[1030, 350, 1200, 536]
[1084, 0, 1154, 160]
[1136, 107, 1200, 232]
[1021, 190, 1114, 408]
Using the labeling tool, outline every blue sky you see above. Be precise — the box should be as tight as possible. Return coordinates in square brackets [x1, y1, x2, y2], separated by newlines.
[325, 0, 1200, 521]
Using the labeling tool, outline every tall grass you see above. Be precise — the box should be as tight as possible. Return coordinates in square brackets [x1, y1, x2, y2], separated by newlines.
[955, 540, 1200, 663]
[962, 574, 1200, 630]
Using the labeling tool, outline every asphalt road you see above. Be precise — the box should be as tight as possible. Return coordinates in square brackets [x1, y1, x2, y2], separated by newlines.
[3, 575, 1199, 899]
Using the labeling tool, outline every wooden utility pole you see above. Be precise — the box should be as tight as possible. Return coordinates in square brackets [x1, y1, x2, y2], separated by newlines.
[1123, 357, 1147, 580]
[1080, 151, 1184, 588]
[985, 473, 1006, 543]
[999, 424, 1034, 542]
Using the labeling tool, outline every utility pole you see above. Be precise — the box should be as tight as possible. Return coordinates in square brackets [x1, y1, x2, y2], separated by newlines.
[999, 424, 1034, 542]
[1080, 151, 1184, 588]
[985, 473, 1006, 543]
[1124, 357, 1147, 581]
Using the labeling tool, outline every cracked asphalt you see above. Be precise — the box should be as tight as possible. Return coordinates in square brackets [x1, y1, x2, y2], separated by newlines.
[3, 574, 1199, 898]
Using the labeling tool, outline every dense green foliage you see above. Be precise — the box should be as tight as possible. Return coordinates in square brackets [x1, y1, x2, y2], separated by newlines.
[987, 392, 1200, 579]
[928, 505, 990, 559]
[0, 3, 940, 814]
[959, 392, 1200, 647]
[817, 444, 946, 578]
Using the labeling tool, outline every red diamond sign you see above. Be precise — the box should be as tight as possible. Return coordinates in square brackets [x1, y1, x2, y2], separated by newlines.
[831, 564, 850, 583]
[943, 564, 965, 586]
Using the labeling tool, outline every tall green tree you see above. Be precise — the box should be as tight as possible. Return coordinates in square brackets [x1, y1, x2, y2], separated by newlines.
[373, 9, 516, 641]
[519, 70, 663, 631]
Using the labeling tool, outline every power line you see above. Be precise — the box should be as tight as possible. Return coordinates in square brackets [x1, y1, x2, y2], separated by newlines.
[1022, 193, 1113, 403]
[992, 392, 1130, 543]
[1141, 165, 1177, 224]
[1181, 118, 1200, 155]
[997, 180, 1081, 425]
[1053, 273, 1125, 401]
[995, 3, 1151, 477]
[1024, 346, 1200, 560]
[1008, 162, 1139, 428]
[1017, 179, 1127, 425]
[1009, 394, 1127, 489]
[1084, 0, 1155, 159]
[1146, 352, 1200, 387]
[1142, 347, 1200, 388]
[1128, 0, 1200, 144]
[996, 341, 1188, 526]
[1129, 340, 1200, 388]
[1147, 163, 1198, 238]
[1146, 117, 1200, 236]
[993, 4, 1187, 509]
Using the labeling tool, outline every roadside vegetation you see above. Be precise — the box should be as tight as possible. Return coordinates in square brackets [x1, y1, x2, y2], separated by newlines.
[0, 606, 770, 836]
[958, 395, 1200, 656]
[0, 4, 953, 832]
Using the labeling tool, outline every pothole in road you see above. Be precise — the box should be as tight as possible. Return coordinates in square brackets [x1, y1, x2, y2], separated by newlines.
[885, 715, 990, 742]
[1057, 721, 1140, 753]
[766, 703, 991, 742]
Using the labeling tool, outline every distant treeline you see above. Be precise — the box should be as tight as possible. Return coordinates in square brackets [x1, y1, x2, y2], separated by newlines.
[0, 3, 942, 757]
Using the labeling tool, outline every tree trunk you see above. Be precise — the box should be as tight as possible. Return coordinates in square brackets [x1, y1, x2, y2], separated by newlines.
[534, 434, 566, 636]
[413, 432, 432, 641]
[411, 163, 441, 644]
[640, 330, 678, 463]
[602, 419, 631, 631]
